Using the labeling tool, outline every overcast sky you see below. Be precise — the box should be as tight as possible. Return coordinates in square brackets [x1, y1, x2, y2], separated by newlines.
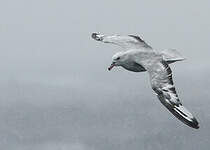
[0, 0, 210, 150]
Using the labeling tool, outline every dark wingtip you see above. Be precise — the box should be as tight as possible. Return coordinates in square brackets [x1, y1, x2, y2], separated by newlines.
[91, 33, 98, 39]
[91, 33, 103, 41]
[157, 96, 200, 129]
[191, 118, 199, 129]
[195, 125, 199, 129]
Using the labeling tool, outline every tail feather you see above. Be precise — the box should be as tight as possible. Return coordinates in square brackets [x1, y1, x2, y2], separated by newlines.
[161, 49, 185, 64]
[158, 95, 199, 129]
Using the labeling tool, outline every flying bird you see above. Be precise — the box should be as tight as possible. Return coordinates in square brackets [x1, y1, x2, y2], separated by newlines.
[92, 33, 199, 129]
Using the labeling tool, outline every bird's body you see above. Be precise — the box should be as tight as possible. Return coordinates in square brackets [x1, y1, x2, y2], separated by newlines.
[92, 33, 199, 129]
[114, 50, 147, 72]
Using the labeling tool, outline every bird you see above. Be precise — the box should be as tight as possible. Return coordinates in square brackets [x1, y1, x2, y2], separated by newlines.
[92, 33, 199, 129]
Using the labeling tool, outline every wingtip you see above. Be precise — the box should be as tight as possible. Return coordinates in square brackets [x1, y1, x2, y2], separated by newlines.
[91, 33, 98, 39]
[91, 32, 104, 41]
[158, 97, 200, 129]
[191, 118, 199, 129]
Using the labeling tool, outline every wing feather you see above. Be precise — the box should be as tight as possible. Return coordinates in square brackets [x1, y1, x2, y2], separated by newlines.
[92, 33, 152, 50]
[146, 61, 199, 129]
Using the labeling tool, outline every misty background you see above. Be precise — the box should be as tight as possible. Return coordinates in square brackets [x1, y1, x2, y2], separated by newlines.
[0, 0, 210, 149]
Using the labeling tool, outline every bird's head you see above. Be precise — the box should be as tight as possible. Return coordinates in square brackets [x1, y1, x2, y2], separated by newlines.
[108, 52, 128, 71]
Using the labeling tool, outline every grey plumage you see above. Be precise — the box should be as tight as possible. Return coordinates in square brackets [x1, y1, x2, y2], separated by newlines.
[92, 33, 199, 129]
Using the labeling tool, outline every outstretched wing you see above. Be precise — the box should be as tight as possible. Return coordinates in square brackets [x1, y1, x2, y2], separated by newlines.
[147, 61, 199, 129]
[92, 33, 152, 50]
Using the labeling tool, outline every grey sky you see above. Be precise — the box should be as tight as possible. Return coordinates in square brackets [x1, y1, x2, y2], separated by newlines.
[0, 0, 210, 149]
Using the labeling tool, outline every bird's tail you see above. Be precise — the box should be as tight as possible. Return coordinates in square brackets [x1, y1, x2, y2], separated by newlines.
[158, 96, 199, 129]
[161, 49, 185, 64]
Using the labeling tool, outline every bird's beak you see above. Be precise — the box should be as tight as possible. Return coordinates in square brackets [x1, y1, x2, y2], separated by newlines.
[108, 62, 115, 71]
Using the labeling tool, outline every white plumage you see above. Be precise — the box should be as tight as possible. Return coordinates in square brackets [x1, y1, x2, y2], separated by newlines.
[92, 33, 199, 129]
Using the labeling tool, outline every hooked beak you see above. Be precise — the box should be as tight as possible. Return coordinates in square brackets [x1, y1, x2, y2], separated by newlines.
[108, 62, 115, 71]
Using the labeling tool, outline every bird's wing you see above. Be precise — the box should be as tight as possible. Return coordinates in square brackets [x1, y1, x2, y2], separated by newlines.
[92, 33, 152, 50]
[138, 60, 199, 129]
[148, 61, 181, 105]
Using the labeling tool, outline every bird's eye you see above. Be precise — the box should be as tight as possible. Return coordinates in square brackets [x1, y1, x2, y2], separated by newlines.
[116, 57, 120, 60]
